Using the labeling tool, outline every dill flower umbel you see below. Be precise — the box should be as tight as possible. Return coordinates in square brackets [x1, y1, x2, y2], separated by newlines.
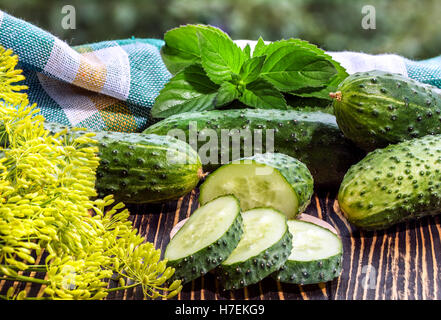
[0, 46, 28, 106]
[0, 47, 181, 300]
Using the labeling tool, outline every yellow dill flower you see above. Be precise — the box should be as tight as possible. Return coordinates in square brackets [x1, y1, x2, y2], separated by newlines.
[0, 47, 181, 300]
[0, 46, 28, 106]
[0, 45, 42, 148]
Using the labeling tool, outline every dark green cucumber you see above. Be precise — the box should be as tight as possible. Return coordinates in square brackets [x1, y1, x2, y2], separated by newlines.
[216, 208, 292, 290]
[44, 122, 202, 204]
[273, 220, 342, 284]
[199, 153, 314, 219]
[338, 134, 441, 230]
[143, 109, 364, 187]
[332, 70, 441, 151]
[164, 195, 243, 284]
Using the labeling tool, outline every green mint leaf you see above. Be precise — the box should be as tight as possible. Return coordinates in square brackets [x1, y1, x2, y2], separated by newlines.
[289, 75, 341, 100]
[151, 64, 219, 118]
[239, 55, 265, 84]
[284, 39, 348, 79]
[252, 37, 267, 57]
[215, 82, 240, 107]
[161, 24, 229, 74]
[289, 66, 348, 100]
[161, 25, 200, 74]
[259, 40, 337, 92]
[283, 39, 348, 99]
[197, 28, 247, 84]
[243, 43, 251, 59]
[239, 77, 288, 109]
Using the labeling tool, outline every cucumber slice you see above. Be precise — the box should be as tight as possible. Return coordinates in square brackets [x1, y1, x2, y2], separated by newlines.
[216, 208, 292, 290]
[273, 220, 343, 285]
[200, 153, 313, 219]
[164, 195, 243, 284]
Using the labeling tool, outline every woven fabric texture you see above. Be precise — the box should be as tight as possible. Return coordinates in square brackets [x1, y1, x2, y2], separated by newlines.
[0, 10, 170, 132]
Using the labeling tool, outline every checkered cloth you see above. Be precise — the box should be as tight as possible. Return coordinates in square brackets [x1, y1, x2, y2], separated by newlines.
[0, 10, 170, 132]
[3, 11, 441, 133]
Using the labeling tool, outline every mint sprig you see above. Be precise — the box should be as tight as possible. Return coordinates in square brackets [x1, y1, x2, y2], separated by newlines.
[153, 24, 348, 118]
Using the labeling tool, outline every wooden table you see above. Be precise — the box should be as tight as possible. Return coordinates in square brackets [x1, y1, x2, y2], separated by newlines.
[112, 188, 441, 300]
[2, 188, 440, 300]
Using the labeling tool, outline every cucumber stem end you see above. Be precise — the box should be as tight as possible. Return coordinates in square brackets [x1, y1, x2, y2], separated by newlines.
[329, 91, 342, 101]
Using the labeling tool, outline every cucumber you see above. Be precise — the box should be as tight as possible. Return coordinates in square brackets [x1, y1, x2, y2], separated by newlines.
[199, 153, 314, 219]
[338, 134, 441, 230]
[273, 220, 342, 285]
[332, 70, 441, 151]
[164, 195, 243, 284]
[44, 122, 202, 204]
[216, 208, 292, 290]
[143, 108, 364, 187]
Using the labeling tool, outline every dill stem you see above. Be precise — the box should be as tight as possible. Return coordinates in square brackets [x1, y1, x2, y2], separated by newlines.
[1, 264, 47, 272]
[106, 282, 139, 293]
[0, 275, 50, 285]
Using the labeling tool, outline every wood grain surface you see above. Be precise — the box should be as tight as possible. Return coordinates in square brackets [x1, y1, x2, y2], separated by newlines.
[1, 188, 440, 300]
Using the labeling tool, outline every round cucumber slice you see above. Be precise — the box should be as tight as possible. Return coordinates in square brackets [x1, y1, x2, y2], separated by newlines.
[216, 208, 292, 290]
[164, 195, 243, 284]
[274, 220, 343, 285]
[200, 153, 313, 219]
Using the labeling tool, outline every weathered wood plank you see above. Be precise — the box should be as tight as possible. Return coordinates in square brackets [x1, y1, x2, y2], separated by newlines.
[2, 188, 441, 300]
[329, 190, 441, 300]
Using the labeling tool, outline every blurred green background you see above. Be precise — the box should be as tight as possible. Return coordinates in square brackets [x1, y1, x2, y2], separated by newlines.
[2, 0, 441, 60]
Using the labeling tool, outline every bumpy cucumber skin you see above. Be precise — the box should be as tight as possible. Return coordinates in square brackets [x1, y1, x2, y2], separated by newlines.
[333, 70, 441, 151]
[272, 220, 342, 285]
[216, 222, 292, 290]
[242, 153, 314, 214]
[338, 134, 441, 230]
[274, 254, 342, 285]
[143, 109, 364, 187]
[45, 122, 202, 204]
[166, 206, 243, 285]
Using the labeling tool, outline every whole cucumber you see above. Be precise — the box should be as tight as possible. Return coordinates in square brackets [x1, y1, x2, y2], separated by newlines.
[332, 70, 441, 151]
[44, 123, 202, 204]
[338, 134, 441, 230]
[144, 109, 363, 188]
